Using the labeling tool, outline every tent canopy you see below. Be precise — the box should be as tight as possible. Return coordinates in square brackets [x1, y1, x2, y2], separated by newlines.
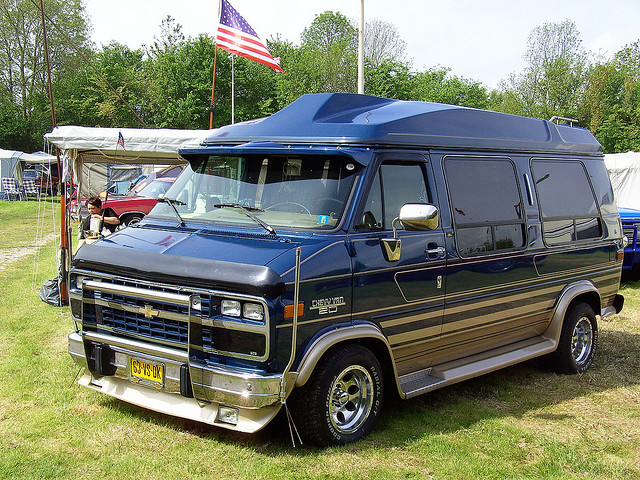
[0, 149, 22, 192]
[45, 126, 208, 163]
[604, 151, 640, 209]
[44, 125, 211, 197]
[1, 149, 58, 192]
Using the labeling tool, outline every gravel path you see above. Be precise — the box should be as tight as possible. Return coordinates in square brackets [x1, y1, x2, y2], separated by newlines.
[0, 232, 58, 271]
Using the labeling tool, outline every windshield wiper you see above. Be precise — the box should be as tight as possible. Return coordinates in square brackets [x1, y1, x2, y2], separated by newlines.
[213, 203, 276, 235]
[157, 196, 186, 227]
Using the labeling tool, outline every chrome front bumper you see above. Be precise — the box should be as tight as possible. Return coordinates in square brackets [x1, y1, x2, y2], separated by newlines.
[69, 331, 288, 433]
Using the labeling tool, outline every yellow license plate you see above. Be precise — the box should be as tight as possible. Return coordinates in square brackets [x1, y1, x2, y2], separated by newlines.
[130, 357, 164, 388]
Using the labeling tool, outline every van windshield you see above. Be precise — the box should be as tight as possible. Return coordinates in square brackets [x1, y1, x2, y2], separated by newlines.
[149, 154, 359, 230]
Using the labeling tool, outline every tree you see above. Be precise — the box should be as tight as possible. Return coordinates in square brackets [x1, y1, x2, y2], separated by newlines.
[276, 10, 357, 102]
[362, 18, 406, 67]
[412, 67, 489, 108]
[580, 41, 640, 153]
[614, 40, 640, 80]
[76, 42, 147, 127]
[365, 60, 414, 99]
[0, 0, 91, 150]
[144, 18, 216, 129]
[497, 20, 587, 121]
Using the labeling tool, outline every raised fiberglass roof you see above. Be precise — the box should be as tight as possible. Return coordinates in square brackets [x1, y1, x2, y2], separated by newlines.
[197, 93, 602, 155]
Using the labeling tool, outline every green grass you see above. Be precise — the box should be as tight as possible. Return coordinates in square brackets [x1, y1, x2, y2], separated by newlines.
[1, 201, 640, 479]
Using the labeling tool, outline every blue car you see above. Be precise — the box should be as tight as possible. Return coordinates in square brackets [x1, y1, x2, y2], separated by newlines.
[620, 207, 640, 279]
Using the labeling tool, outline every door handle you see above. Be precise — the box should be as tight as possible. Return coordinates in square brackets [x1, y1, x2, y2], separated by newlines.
[426, 245, 446, 258]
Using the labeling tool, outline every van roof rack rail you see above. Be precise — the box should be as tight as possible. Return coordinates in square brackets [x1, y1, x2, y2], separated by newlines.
[549, 116, 579, 126]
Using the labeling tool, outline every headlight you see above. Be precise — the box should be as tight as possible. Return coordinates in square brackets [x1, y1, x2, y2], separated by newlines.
[221, 299, 241, 317]
[75, 275, 90, 289]
[243, 303, 264, 321]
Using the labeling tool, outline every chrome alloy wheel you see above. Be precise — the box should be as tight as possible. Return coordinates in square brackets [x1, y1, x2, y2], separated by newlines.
[571, 316, 594, 365]
[329, 365, 374, 434]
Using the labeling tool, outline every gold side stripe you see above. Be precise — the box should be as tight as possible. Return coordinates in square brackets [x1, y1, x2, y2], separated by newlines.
[395, 315, 550, 361]
[277, 312, 352, 329]
[435, 318, 550, 354]
[380, 309, 443, 329]
[388, 325, 441, 346]
[444, 284, 560, 316]
[441, 301, 554, 334]
[389, 301, 552, 347]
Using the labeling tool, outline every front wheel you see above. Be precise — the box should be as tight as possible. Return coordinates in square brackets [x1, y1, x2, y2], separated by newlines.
[123, 214, 144, 226]
[290, 344, 383, 446]
[551, 302, 598, 374]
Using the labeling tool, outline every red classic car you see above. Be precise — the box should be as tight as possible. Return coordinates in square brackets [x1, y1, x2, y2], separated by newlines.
[103, 177, 178, 225]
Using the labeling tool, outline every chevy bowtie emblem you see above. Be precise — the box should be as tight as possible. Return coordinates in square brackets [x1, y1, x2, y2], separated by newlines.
[139, 305, 159, 319]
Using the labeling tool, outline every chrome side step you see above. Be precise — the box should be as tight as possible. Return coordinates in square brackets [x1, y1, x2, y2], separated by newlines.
[399, 336, 557, 399]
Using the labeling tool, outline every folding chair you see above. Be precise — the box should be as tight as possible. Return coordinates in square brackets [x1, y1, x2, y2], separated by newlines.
[23, 179, 40, 200]
[1, 178, 23, 201]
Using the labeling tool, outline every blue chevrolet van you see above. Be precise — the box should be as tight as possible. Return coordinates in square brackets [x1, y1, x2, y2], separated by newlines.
[68, 94, 625, 445]
[619, 207, 640, 279]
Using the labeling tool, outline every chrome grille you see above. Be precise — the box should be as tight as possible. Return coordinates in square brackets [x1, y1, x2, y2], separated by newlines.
[87, 278, 192, 349]
[100, 306, 189, 345]
[623, 226, 637, 245]
[74, 271, 271, 361]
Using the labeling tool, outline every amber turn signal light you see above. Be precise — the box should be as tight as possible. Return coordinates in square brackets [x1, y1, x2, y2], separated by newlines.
[284, 303, 304, 320]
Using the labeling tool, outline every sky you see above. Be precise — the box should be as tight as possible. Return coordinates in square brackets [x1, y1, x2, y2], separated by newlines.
[84, 0, 640, 89]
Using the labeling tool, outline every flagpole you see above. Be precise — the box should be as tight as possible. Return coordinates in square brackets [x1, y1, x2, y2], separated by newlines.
[358, 0, 364, 94]
[40, 0, 69, 302]
[231, 55, 235, 124]
[209, 47, 218, 129]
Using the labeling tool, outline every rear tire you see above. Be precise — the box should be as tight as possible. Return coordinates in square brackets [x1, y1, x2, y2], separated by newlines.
[290, 344, 383, 446]
[551, 302, 597, 374]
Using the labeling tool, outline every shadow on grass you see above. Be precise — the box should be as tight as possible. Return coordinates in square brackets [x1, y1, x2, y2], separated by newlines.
[97, 319, 640, 456]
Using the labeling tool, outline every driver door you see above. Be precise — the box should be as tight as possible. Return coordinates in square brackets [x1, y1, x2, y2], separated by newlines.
[350, 154, 446, 376]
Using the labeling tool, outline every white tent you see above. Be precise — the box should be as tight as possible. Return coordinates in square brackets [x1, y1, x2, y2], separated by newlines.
[604, 151, 640, 209]
[0, 149, 22, 195]
[14, 151, 58, 186]
[1, 149, 58, 196]
[44, 125, 211, 197]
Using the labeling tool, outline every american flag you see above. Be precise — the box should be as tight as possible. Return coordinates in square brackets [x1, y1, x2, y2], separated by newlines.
[117, 131, 126, 150]
[216, 0, 284, 72]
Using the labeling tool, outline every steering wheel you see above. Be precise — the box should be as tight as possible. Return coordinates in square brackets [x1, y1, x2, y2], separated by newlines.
[265, 202, 311, 214]
[314, 197, 343, 213]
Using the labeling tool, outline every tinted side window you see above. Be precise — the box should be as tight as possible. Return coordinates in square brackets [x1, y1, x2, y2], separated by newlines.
[445, 157, 525, 257]
[531, 160, 602, 245]
[360, 162, 430, 230]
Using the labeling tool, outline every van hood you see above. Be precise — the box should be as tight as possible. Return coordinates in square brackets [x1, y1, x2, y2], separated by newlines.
[71, 226, 298, 297]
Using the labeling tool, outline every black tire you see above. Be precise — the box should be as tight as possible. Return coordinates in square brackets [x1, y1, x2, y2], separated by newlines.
[123, 214, 143, 226]
[290, 344, 383, 446]
[551, 302, 598, 374]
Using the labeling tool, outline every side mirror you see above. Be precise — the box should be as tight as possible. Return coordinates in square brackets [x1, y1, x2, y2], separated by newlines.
[382, 203, 440, 262]
[397, 203, 439, 232]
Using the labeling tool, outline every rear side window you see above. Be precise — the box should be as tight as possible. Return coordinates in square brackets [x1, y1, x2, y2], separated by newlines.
[445, 157, 525, 257]
[531, 160, 602, 245]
